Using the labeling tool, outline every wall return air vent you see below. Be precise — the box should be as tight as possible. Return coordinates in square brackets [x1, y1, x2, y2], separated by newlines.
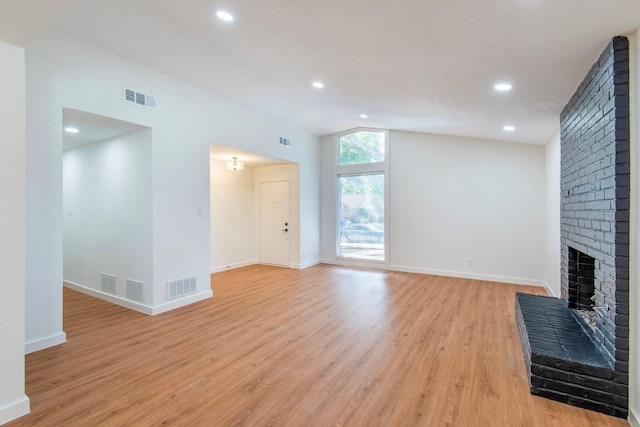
[101, 273, 117, 295]
[123, 87, 157, 109]
[167, 276, 197, 300]
[126, 279, 144, 302]
[279, 137, 292, 148]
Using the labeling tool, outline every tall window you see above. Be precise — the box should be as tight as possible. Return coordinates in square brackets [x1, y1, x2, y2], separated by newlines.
[337, 130, 387, 261]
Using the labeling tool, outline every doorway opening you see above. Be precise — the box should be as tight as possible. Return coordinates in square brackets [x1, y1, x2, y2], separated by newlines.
[209, 144, 297, 272]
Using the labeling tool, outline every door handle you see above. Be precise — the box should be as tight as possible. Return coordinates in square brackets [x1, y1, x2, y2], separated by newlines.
[281, 228, 288, 232]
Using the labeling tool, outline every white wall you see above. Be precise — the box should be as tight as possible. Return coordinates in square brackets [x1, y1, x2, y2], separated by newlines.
[320, 130, 546, 286]
[319, 134, 337, 262]
[545, 134, 561, 297]
[0, 40, 30, 424]
[63, 130, 153, 308]
[210, 159, 256, 271]
[629, 28, 640, 427]
[24, 38, 66, 353]
[25, 29, 320, 345]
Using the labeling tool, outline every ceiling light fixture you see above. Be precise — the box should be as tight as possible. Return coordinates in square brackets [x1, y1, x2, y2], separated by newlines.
[312, 81, 324, 89]
[64, 127, 79, 133]
[494, 83, 513, 92]
[226, 157, 244, 171]
[360, 114, 368, 119]
[216, 10, 234, 22]
[503, 125, 516, 131]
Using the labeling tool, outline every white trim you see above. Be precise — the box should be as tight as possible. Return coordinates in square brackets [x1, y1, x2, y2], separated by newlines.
[629, 30, 639, 427]
[25, 332, 66, 354]
[291, 259, 320, 269]
[210, 259, 257, 273]
[0, 395, 30, 425]
[64, 280, 155, 314]
[320, 260, 546, 287]
[542, 281, 558, 297]
[333, 257, 387, 270]
[149, 290, 213, 315]
[64, 281, 213, 315]
[388, 265, 546, 287]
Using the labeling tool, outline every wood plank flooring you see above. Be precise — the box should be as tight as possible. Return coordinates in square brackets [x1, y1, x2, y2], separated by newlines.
[8, 264, 630, 426]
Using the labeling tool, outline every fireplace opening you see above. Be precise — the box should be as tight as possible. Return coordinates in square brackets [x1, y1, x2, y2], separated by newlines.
[567, 247, 595, 329]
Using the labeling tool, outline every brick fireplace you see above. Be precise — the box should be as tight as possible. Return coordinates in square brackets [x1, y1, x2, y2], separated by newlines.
[516, 36, 630, 417]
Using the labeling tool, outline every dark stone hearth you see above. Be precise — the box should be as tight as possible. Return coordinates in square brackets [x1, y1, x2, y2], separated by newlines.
[515, 293, 623, 416]
[516, 35, 629, 418]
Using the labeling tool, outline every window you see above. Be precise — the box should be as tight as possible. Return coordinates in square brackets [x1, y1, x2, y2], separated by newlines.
[339, 130, 385, 165]
[337, 129, 387, 261]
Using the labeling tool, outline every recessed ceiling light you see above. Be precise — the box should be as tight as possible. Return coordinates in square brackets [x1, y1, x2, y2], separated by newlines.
[360, 114, 368, 119]
[64, 127, 79, 133]
[312, 81, 324, 89]
[494, 83, 513, 92]
[503, 125, 516, 131]
[216, 10, 234, 22]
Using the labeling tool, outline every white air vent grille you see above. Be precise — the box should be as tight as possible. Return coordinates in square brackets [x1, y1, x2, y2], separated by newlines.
[127, 279, 144, 302]
[123, 87, 156, 109]
[101, 273, 117, 295]
[167, 276, 197, 300]
[279, 137, 291, 148]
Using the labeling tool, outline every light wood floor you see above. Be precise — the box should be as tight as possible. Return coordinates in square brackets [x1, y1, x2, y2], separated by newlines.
[8, 264, 630, 426]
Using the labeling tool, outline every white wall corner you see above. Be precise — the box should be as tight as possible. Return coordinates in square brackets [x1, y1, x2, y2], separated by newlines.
[543, 281, 558, 298]
[628, 28, 640, 427]
[291, 259, 321, 269]
[149, 290, 213, 315]
[25, 332, 66, 354]
[0, 396, 30, 425]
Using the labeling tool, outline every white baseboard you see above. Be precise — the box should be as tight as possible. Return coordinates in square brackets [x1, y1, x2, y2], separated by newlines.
[0, 395, 30, 425]
[542, 281, 558, 297]
[64, 280, 155, 314]
[291, 259, 320, 269]
[388, 265, 547, 287]
[25, 332, 67, 354]
[211, 259, 257, 273]
[64, 281, 213, 316]
[319, 259, 546, 287]
[630, 409, 640, 427]
[149, 290, 213, 315]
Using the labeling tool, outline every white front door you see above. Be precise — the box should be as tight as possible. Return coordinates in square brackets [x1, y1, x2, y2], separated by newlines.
[259, 181, 290, 266]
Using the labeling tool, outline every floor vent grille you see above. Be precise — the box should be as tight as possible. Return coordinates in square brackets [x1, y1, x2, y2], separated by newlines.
[101, 273, 117, 295]
[168, 276, 197, 300]
[127, 279, 144, 302]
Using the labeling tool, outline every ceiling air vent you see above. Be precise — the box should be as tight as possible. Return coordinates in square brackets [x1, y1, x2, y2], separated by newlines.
[279, 137, 291, 148]
[123, 87, 157, 109]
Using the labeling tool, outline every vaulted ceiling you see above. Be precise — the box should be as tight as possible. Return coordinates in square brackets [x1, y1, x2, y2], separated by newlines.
[2, 0, 640, 144]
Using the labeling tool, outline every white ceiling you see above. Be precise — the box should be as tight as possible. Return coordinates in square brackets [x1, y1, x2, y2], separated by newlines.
[4, 0, 640, 145]
[209, 144, 291, 169]
[62, 109, 148, 150]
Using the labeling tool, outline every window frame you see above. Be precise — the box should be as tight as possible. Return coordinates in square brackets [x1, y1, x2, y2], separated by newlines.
[334, 128, 389, 266]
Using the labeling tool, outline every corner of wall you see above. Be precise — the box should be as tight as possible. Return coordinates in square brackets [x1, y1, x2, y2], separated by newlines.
[628, 26, 640, 426]
[0, 39, 30, 425]
[544, 134, 561, 298]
